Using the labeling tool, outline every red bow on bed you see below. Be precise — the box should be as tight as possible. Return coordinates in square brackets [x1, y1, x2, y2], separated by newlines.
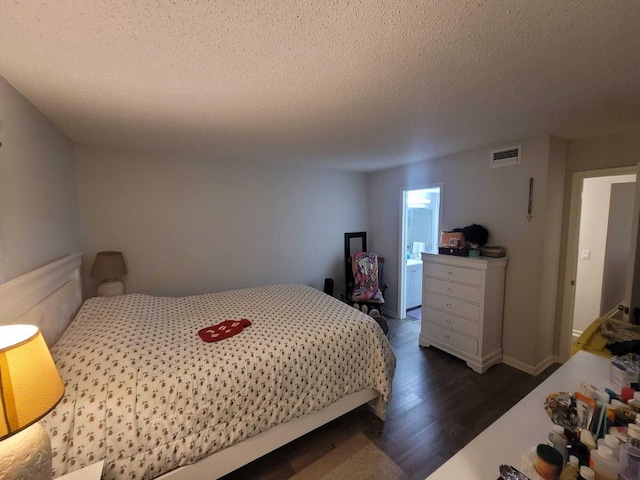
[198, 319, 252, 342]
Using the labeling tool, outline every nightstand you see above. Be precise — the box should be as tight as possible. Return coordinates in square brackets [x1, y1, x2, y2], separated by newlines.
[55, 460, 104, 480]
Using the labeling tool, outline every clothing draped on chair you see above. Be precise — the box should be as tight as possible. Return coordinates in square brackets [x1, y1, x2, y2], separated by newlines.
[351, 252, 385, 303]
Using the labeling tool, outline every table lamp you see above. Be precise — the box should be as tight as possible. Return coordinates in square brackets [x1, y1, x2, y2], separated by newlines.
[91, 251, 127, 296]
[0, 324, 64, 480]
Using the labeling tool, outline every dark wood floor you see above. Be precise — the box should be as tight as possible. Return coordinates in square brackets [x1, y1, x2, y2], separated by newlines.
[221, 316, 560, 480]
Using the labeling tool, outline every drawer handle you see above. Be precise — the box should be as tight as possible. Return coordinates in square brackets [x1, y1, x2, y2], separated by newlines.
[447, 288, 452, 292]
[446, 319, 451, 323]
[446, 303, 451, 308]
[445, 335, 450, 339]
[448, 271, 453, 276]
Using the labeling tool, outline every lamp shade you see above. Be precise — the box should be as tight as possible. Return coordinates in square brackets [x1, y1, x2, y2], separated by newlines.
[91, 251, 127, 280]
[0, 325, 64, 440]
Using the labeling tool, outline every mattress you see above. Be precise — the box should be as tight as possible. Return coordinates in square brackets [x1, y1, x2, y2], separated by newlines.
[42, 283, 396, 479]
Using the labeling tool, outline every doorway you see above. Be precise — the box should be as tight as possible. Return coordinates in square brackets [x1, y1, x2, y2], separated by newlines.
[560, 167, 636, 360]
[399, 185, 442, 320]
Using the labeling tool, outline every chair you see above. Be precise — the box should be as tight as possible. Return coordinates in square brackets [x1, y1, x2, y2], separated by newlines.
[347, 252, 388, 315]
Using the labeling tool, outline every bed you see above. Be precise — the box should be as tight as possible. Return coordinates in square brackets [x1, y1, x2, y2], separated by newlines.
[0, 254, 396, 480]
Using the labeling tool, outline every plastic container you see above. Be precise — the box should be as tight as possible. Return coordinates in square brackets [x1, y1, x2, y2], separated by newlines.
[548, 424, 568, 462]
[536, 444, 564, 480]
[622, 386, 636, 403]
[619, 443, 640, 480]
[629, 398, 640, 413]
[589, 445, 619, 480]
[560, 455, 580, 480]
[580, 429, 596, 451]
[596, 434, 620, 461]
[629, 422, 640, 448]
[577, 465, 595, 480]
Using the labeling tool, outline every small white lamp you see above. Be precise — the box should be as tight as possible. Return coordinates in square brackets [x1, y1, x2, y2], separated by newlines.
[0, 324, 64, 480]
[91, 251, 127, 296]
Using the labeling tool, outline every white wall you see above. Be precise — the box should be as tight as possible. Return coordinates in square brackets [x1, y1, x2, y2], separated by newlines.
[535, 136, 568, 371]
[75, 145, 368, 297]
[368, 137, 562, 371]
[0, 76, 81, 281]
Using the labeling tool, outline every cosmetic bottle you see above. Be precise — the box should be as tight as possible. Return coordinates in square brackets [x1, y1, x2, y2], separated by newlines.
[589, 445, 619, 480]
[619, 442, 640, 480]
[548, 424, 568, 463]
[596, 434, 620, 461]
[565, 428, 590, 466]
[628, 391, 640, 413]
[559, 455, 580, 480]
[577, 465, 594, 480]
[629, 423, 640, 448]
[535, 444, 564, 480]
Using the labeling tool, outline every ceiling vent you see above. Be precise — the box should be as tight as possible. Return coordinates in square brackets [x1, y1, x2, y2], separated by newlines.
[490, 145, 521, 168]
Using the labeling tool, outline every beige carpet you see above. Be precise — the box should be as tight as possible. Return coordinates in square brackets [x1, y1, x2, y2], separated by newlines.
[290, 433, 409, 480]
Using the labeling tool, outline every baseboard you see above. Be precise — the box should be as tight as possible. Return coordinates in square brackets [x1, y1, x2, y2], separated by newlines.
[382, 307, 399, 319]
[533, 355, 556, 375]
[502, 354, 555, 376]
[603, 305, 624, 320]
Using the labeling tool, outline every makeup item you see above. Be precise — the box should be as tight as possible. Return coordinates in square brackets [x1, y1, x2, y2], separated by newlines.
[589, 445, 619, 480]
[615, 404, 637, 425]
[580, 429, 596, 451]
[621, 386, 636, 403]
[499, 464, 530, 479]
[565, 428, 590, 466]
[628, 423, 640, 448]
[536, 444, 563, 480]
[559, 455, 580, 480]
[576, 392, 596, 430]
[548, 425, 568, 463]
[619, 443, 640, 480]
[577, 465, 594, 480]
[597, 434, 620, 461]
[629, 391, 640, 413]
[605, 388, 621, 403]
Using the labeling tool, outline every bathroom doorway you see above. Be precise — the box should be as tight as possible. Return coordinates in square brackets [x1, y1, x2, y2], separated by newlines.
[399, 185, 442, 320]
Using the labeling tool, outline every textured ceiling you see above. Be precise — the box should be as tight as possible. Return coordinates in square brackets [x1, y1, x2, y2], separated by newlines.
[1, 1, 640, 172]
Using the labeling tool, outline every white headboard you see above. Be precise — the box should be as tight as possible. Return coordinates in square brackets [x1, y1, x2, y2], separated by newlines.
[0, 254, 83, 346]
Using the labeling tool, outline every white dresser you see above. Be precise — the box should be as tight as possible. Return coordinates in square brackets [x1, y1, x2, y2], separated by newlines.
[419, 253, 507, 373]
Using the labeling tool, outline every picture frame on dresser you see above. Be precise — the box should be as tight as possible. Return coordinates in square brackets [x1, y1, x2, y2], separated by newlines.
[419, 252, 508, 373]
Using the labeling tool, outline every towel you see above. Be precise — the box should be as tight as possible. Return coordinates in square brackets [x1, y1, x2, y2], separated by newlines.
[198, 319, 252, 342]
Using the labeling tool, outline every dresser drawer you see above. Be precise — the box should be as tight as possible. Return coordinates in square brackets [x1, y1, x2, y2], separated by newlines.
[423, 306, 479, 338]
[423, 292, 480, 320]
[424, 322, 478, 355]
[425, 262, 482, 286]
[423, 277, 482, 303]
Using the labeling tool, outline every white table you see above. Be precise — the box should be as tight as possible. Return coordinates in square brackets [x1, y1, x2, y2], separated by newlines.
[428, 351, 612, 479]
[55, 460, 104, 480]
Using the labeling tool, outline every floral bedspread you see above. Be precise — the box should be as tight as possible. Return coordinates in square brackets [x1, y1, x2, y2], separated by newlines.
[42, 284, 396, 479]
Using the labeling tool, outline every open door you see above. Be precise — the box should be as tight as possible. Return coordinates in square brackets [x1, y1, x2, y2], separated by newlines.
[559, 165, 638, 361]
[625, 161, 640, 323]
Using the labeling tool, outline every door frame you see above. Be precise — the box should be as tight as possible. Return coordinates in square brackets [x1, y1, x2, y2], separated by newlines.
[397, 183, 443, 319]
[558, 166, 636, 361]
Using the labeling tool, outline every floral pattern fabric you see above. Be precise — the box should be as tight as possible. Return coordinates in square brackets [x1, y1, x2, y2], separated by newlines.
[42, 284, 396, 479]
[351, 252, 384, 302]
